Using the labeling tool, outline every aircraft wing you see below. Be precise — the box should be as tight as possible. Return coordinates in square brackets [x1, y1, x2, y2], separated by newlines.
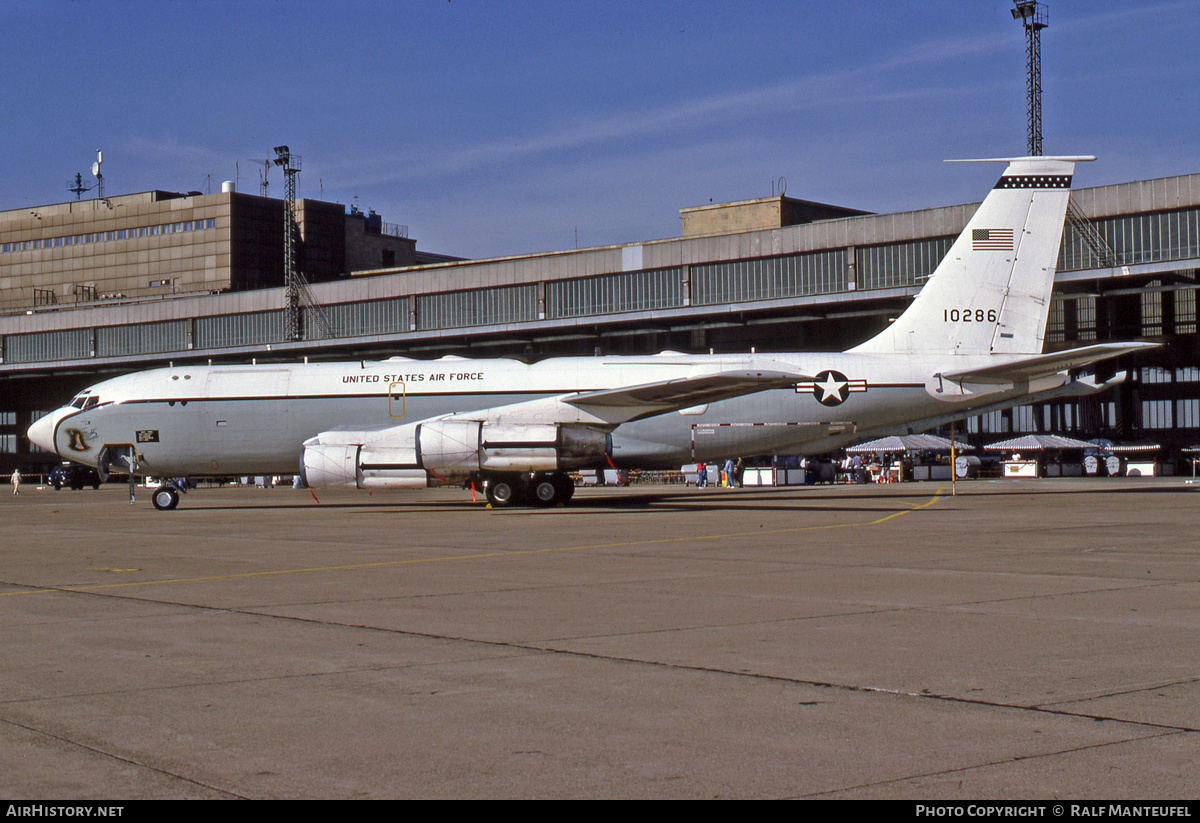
[940, 342, 1159, 385]
[563, 369, 811, 423]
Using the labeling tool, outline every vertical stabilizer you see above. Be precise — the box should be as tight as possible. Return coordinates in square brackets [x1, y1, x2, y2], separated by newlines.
[851, 157, 1088, 357]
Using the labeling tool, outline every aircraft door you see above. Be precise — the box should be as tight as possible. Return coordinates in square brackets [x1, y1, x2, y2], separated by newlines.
[389, 382, 405, 417]
[97, 443, 138, 481]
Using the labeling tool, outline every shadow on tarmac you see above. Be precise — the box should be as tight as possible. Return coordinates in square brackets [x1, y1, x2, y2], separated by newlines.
[142, 478, 1196, 517]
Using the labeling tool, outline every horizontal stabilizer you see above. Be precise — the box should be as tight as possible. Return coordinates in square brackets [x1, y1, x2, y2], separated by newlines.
[940, 342, 1159, 385]
[567, 369, 809, 421]
[946, 155, 1096, 164]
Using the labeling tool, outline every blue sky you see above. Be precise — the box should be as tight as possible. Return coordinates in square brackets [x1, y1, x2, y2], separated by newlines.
[3, 0, 1198, 259]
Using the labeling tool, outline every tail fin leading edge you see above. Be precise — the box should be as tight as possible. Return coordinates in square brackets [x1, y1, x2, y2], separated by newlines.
[851, 156, 1090, 357]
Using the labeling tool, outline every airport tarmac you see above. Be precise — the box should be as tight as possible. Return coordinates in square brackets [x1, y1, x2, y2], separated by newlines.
[2, 478, 1198, 799]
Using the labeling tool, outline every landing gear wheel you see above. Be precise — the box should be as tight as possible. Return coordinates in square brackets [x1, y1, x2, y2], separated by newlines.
[532, 476, 560, 507]
[552, 473, 575, 502]
[152, 486, 180, 510]
[485, 478, 517, 507]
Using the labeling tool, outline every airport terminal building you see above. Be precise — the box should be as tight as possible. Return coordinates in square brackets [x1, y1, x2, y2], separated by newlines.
[3, 170, 1199, 474]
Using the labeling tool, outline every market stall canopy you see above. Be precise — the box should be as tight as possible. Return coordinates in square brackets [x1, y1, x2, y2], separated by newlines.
[984, 434, 1096, 451]
[846, 434, 970, 453]
[1107, 440, 1161, 453]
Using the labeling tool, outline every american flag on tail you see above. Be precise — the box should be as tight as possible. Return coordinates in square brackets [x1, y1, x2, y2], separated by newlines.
[972, 228, 1014, 251]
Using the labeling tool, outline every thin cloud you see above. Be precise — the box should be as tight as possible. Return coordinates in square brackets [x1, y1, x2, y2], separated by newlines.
[333, 25, 1016, 194]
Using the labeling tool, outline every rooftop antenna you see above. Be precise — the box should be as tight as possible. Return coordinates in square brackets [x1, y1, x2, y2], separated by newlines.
[91, 149, 105, 198]
[67, 171, 95, 200]
[1011, 0, 1048, 156]
[252, 157, 270, 197]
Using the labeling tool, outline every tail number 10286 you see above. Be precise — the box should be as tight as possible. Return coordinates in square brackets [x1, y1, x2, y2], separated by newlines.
[944, 308, 998, 323]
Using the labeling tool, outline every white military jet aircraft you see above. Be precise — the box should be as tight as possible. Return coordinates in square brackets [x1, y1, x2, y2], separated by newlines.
[28, 156, 1153, 509]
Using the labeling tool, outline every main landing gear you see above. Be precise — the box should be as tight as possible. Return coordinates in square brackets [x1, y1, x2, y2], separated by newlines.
[483, 472, 576, 508]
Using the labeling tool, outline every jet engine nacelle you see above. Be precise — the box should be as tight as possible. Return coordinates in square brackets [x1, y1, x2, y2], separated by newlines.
[300, 421, 611, 489]
[414, 419, 611, 476]
[476, 422, 610, 472]
[299, 443, 361, 488]
[300, 441, 440, 489]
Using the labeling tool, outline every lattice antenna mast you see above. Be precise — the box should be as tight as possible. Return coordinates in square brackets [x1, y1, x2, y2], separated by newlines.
[273, 145, 302, 340]
[1012, 1, 1048, 156]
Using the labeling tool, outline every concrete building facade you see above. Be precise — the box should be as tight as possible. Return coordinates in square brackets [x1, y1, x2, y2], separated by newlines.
[0, 189, 416, 313]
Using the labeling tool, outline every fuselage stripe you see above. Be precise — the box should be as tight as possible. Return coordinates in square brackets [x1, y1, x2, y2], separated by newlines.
[109, 381, 928, 407]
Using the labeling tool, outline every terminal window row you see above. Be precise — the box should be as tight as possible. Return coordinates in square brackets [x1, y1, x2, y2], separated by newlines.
[1059, 207, 1200, 271]
[967, 401, 1115, 435]
[1140, 366, 1200, 384]
[965, 398, 1200, 434]
[1, 218, 217, 254]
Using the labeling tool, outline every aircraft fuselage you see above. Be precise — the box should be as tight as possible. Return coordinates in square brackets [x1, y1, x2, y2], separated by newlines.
[33, 351, 1033, 478]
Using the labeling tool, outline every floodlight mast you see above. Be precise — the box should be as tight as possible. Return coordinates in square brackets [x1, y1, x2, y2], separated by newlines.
[1012, 0, 1048, 156]
[273, 146, 303, 340]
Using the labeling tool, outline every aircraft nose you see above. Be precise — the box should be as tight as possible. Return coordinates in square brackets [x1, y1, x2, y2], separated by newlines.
[27, 411, 60, 456]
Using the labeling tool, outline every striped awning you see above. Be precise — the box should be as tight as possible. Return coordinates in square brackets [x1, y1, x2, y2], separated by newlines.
[846, 434, 969, 453]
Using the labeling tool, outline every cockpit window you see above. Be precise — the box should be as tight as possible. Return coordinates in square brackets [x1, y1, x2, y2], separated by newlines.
[83, 396, 100, 409]
[70, 396, 87, 409]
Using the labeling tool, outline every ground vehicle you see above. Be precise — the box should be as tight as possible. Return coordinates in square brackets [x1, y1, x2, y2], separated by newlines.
[49, 463, 102, 490]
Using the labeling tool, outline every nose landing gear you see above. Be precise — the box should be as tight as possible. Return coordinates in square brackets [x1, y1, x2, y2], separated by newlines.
[151, 478, 190, 510]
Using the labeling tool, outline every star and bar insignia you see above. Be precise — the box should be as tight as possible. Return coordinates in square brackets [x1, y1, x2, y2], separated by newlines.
[795, 370, 868, 407]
